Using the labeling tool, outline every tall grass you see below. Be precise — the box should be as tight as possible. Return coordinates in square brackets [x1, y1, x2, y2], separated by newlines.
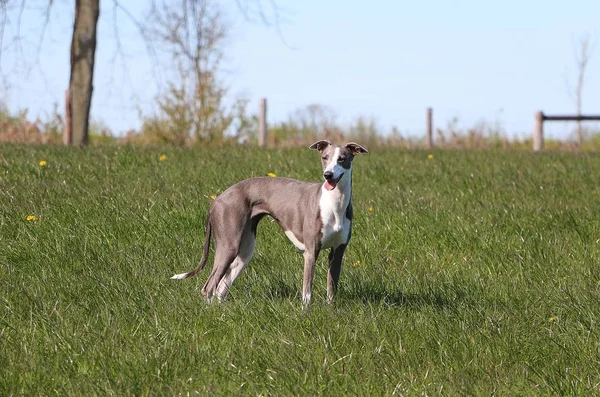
[1, 144, 599, 395]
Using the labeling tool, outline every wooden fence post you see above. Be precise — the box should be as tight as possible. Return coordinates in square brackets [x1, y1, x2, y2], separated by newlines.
[258, 98, 267, 147]
[533, 111, 544, 152]
[426, 107, 433, 149]
[64, 90, 72, 146]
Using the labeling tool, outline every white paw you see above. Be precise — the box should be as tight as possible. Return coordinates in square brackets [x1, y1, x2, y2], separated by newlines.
[302, 293, 311, 307]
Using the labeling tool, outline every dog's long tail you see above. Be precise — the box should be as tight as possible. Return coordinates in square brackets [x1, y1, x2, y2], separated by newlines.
[171, 217, 212, 280]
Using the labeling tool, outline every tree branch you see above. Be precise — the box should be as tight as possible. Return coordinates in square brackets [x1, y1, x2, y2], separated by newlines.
[111, 0, 163, 85]
[235, 0, 295, 49]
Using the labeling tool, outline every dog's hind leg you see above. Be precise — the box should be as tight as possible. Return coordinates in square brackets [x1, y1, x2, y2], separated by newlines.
[215, 224, 256, 300]
[200, 204, 250, 301]
[201, 246, 238, 301]
[201, 231, 241, 301]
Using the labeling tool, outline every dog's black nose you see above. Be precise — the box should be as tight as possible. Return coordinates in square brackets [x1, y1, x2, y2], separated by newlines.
[323, 171, 333, 180]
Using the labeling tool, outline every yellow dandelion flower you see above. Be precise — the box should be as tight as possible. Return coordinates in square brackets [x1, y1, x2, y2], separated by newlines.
[210, 195, 217, 200]
[352, 260, 361, 267]
[159, 154, 167, 162]
[26, 215, 38, 221]
[267, 172, 276, 177]
[427, 154, 433, 159]
[548, 316, 558, 323]
[39, 160, 47, 167]
[368, 207, 374, 213]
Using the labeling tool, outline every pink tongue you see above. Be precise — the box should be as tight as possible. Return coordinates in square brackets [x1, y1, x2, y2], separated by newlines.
[324, 180, 336, 191]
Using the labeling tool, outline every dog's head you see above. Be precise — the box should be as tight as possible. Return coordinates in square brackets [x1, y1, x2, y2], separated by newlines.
[309, 140, 368, 191]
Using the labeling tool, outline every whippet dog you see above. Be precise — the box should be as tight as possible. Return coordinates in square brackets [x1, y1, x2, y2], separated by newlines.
[171, 140, 368, 305]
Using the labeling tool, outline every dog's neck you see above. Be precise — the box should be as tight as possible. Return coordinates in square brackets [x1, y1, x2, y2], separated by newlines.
[320, 167, 352, 232]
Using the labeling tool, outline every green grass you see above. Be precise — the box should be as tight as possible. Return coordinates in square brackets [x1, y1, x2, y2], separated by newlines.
[1, 144, 600, 395]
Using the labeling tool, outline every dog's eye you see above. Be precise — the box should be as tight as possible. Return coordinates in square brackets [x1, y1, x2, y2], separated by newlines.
[322, 156, 328, 161]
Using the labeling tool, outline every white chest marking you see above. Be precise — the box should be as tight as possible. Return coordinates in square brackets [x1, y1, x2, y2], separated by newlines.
[319, 177, 352, 249]
[285, 230, 306, 251]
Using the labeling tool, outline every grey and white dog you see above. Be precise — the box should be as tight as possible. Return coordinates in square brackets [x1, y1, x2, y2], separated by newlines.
[171, 140, 368, 305]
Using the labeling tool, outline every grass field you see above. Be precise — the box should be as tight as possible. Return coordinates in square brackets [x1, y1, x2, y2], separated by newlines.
[1, 144, 600, 395]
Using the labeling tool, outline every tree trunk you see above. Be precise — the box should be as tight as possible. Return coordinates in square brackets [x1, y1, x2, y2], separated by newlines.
[68, 0, 100, 146]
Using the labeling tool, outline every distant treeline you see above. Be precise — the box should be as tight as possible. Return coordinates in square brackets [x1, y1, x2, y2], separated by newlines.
[2, 104, 600, 151]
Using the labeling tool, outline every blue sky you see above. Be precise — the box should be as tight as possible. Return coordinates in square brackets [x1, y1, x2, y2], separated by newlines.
[1, 0, 599, 139]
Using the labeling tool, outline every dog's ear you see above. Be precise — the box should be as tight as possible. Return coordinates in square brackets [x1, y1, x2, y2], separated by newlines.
[309, 140, 332, 152]
[345, 142, 369, 155]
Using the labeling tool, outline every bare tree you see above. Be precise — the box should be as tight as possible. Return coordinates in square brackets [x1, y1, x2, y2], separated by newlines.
[143, 0, 233, 143]
[0, 0, 102, 146]
[570, 34, 595, 147]
[0, 0, 282, 146]
[68, 0, 100, 146]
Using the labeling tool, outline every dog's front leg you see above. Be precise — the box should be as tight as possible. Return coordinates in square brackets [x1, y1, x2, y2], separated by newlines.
[302, 244, 321, 308]
[327, 244, 346, 304]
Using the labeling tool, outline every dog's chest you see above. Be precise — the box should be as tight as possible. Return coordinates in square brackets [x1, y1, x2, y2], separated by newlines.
[319, 189, 351, 249]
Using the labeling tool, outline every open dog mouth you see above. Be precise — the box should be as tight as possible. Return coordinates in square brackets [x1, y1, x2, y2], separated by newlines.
[324, 173, 343, 191]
